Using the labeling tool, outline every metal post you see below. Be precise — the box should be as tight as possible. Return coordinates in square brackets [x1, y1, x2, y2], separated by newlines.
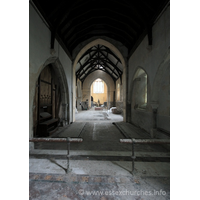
[132, 139, 135, 174]
[29, 137, 83, 174]
[153, 108, 157, 129]
[120, 138, 170, 175]
[66, 137, 71, 173]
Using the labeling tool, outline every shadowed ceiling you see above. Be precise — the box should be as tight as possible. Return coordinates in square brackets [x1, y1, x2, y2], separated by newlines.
[31, 0, 169, 60]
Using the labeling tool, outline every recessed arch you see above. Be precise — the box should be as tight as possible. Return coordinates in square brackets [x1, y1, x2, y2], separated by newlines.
[132, 66, 149, 81]
[81, 70, 115, 111]
[130, 66, 149, 111]
[88, 76, 109, 91]
[73, 38, 126, 69]
[32, 57, 70, 137]
[72, 38, 127, 121]
[133, 68, 147, 81]
[129, 66, 150, 101]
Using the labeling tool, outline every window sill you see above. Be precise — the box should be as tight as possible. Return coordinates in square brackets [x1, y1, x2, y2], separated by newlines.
[135, 103, 147, 111]
[136, 107, 146, 111]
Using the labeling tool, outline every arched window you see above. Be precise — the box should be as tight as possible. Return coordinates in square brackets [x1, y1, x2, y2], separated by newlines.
[93, 78, 104, 93]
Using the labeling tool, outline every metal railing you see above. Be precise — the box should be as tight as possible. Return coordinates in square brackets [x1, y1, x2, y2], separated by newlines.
[29, 137, 169, 175]
[120, 138, 170, 174]
[29, 137, 83, 173]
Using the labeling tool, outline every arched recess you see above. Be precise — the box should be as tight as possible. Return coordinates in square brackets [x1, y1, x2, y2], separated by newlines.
[151, 48, 170, 132]
[128, 66, 152, 127]
[72, 38, 127, 122]
[32, 57, 70, 137]
[131, 67, 149, 110]
[82, 70, 115, 111]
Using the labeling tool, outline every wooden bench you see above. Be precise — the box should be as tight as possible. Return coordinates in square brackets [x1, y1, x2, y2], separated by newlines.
[38, 112, 58, 137]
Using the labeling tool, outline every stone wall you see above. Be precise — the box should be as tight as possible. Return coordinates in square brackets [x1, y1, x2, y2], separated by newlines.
[82, 70, 115, 110]
[29, 3, 72, 138]
[128, 5, 170, 134]
[116, 102, 124, 115]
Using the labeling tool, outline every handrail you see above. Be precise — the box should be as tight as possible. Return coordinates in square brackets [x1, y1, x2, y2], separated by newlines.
[120, 138, 170, 174]
[120, 139, 170, 144]
[29, 137, 169, 175]
[30, 137, 83, 173]
[29, 138, 83, 143]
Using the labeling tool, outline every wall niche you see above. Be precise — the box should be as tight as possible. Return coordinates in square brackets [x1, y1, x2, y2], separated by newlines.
[33, 64, 61, 137]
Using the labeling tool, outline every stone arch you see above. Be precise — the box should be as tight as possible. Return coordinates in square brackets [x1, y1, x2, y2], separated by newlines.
[133, 66, 148, 80]
[73, 38, 126, 68]
[82, 70, 115, 110]
[84, 72, 115, 91]
[72, 38, 127, 121]
[129, 66, 151, 106]
[127, 66, 151, 124]
[87, 77, 108, 90]
[31, 57, 70, 137]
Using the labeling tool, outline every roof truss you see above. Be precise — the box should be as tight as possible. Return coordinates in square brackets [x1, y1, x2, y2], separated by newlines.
[76, 45, 122, 83]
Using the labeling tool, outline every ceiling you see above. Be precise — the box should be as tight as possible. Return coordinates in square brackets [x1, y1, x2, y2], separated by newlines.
[76, 45, 123, 83]
[31, 0, 169, 60]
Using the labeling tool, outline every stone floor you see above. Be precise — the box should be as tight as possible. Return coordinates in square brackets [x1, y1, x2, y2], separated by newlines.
[75, 108, 123, 122]
[29, 173, 170, 200]
[30, 109, 170, 199]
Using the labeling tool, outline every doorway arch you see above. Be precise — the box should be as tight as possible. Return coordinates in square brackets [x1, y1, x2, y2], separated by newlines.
[72, 38, 127, 121]
[81, 70, 115, 112]
[32, 57, 70, 137]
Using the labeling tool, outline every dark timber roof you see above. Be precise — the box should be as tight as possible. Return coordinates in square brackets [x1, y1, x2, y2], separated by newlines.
[76, 45, 123, 83]
[31, 0, 169, 59]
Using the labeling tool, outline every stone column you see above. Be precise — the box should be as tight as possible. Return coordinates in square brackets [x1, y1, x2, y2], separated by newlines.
[127, 102, 131, 122]
[62, 103, 67, 126]
[29, 142, 34, 151]
[150, 101, 159, 138]
[88, 94, 91, 109]
[77, 97, 82, 110]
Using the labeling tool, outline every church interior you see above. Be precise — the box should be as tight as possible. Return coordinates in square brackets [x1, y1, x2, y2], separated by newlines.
[3, 0, 199, 198]
[28, 0, 171, 199]
[0, 0, 196, 198]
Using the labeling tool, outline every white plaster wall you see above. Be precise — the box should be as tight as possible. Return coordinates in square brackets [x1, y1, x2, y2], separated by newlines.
[29, 4, 72, 138]
[128, 6, 170, 133]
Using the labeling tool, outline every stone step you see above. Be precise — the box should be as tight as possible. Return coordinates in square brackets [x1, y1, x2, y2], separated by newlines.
[30, 149, 169, 157]
[29, 158, 170, 177]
